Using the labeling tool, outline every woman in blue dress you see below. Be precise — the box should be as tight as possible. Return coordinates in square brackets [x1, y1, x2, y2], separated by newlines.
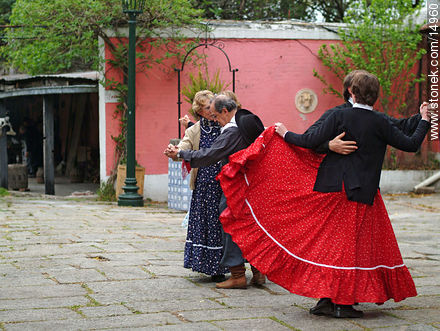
[177, 90, 228, 281]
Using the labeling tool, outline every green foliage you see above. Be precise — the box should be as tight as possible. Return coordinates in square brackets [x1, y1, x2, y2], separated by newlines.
[310, 0, 355, 22]
[0, 0, 15, 25]
[313, 0, 425, 114]
[193, 0, 361, 22]
[1, 0, 202, 175]
[2, 0, 202, 74]
[97, 181, 116, 202]
[181, 66, 229, 119]
[195, 0, 313, 20]
[0, 187, 9, 197]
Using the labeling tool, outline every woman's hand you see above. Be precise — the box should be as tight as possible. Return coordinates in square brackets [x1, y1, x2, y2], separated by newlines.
[164, 144, 179, 161]
[274, 122, 288, 138]
[179, 115, 191, 129]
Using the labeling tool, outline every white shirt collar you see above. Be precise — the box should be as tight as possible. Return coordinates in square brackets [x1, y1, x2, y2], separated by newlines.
[353, 103, 373, 111]
[221, 115, 237, 133]
[348, 97, 354, 105]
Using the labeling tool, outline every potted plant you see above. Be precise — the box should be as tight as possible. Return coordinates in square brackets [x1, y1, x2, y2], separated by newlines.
[115, 158, 145, 200]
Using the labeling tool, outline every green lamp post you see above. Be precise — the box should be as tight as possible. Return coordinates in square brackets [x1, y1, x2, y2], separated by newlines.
[118, 0, 145, 207]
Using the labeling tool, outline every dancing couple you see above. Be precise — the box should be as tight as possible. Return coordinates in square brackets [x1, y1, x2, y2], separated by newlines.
[166, 70, 430, 318]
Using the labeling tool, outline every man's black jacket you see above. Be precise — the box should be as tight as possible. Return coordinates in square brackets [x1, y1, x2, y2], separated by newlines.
[285, 107, 430, 205]
[309, 102, 422, 153]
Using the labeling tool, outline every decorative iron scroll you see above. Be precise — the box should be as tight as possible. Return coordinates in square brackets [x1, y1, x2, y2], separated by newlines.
[175, 22, 238, 138]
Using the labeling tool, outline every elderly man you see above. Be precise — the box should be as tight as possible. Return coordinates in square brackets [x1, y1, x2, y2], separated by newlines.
[165, 94, 265, 289]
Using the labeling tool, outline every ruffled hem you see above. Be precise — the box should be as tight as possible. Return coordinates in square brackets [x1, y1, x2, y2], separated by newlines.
[217, 127, 417, 305]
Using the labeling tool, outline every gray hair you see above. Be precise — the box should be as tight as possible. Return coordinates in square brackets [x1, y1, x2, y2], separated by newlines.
[213, 95, 237, 113]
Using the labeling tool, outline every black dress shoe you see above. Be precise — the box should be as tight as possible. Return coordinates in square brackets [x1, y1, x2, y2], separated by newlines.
[309, 298, 333, 316]
[333, 304, 363, 318]
[211, 274, 226, 282]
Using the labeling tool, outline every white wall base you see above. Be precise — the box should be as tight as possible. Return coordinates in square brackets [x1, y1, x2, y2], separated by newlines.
[143, 174, 168, 202]
[380, 170, 440, 193]
[138, 170, 440, 203]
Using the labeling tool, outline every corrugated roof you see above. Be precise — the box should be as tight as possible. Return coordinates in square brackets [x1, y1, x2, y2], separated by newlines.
[0, 71, 99, 82]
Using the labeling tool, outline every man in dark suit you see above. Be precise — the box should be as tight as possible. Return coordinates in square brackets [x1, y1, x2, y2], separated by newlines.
[310, 69, 422, 155]
[165, 94, 266, 289]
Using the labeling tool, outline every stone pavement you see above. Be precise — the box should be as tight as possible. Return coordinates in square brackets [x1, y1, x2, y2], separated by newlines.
[0, 192, 439, 331]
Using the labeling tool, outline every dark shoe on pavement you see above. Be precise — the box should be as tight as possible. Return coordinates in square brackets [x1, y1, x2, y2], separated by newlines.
[309, 298, 333, 316]
[211, 274, 226, 282]
[333, 304, 363, 318]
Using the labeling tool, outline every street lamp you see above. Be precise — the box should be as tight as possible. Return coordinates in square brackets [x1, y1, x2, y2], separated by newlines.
[118, 0, 145, 207]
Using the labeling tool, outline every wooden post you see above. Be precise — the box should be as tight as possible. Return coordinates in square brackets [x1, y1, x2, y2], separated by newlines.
[0, 101, 8, 189]
[43, 95, 55, 195]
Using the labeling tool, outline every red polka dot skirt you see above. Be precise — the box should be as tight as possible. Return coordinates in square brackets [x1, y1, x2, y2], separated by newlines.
[217, 126, 417, 305]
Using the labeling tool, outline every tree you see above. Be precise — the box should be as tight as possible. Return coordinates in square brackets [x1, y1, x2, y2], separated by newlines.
[1, 0, 203, 185]
[0, 0, 15, 25]
[313, 0, 425, 114]
[2, 0, 202, 74]
[195, 0, 314, 21]
[310, 0, 354, 22]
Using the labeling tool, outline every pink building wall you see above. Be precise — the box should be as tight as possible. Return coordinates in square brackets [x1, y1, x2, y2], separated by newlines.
[104, 37, 344, 176]
[101, 21, 437, 200]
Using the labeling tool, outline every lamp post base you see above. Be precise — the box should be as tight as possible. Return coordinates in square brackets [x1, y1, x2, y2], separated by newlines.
[117, 179, 144, 206]
[118, 192, 144, 206]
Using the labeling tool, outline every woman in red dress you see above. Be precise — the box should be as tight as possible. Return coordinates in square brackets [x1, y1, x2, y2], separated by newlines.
[217, 71, 430, 318]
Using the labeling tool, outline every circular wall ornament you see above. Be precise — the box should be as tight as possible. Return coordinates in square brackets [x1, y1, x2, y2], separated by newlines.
[295, 89, 318, 114]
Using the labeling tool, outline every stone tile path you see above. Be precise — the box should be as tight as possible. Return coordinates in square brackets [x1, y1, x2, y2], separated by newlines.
[0, 192, 439, 330]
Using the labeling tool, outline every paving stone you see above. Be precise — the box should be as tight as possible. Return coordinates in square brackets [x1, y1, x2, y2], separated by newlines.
[150, 322, 221, 330]
[0, 307, 80, 323]
[45, 268, 108, 283]
[1, 194, 439, 330]
[352, 308, 413, 328]
[217, 293, 315, 308]
[78, 304, 133, 317]
[389, 308, 440, 324]
[4, 313, 182, 330]
[95, 265, 152, 280]
[413, 277, 440, 287]
[0, 296, 89, 310]
[145, 265, 199, 277]
[413, 286, 440, 296]
[388, 324, 440, 331]
[361, 296, 440, 311]
[0, 284, 86, 300]
[213, 317, 291, 330]
[0, 274, 55, 287]
[91, 286, 224, 305]
[179, 307, 287, 322]
[274, 307, 363, 330]
[127, 298, 225, 313]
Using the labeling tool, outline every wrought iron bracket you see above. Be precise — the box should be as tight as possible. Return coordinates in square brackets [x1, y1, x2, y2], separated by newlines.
[175, 22, 238, 138]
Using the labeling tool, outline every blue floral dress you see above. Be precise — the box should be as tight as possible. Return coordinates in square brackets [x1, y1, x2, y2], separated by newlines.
[183, 118, 228, 276]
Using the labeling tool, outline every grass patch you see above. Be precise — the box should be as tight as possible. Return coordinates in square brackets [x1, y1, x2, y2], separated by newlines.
[95, 268, 107, 277]
[85, 294, 101, 307]
[97, 181, 116, 202]
[69, 305, 86, 317]
[0, 188, 9, 197]
[140, 266, 157, 278]
[81, 283, 94, 294]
